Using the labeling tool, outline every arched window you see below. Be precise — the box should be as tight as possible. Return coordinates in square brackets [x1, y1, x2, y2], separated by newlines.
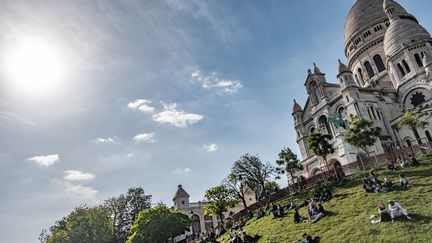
[406, 139, 412, 147]
[364, 61, 375, 78]
[354, 74, 359, 85]
[414, 53, 423, 67]
[358, 68, 364, 85]
[397, 63, 406, 77]
[309, 127, 315, 134]
[373, 54, 386, 72]
[402, 59, 411, 73]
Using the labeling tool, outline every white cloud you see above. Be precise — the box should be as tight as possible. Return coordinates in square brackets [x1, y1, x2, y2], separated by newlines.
[126, 153, 135, 159]
[174, 167, 191, 174]
[127, 99, 155, 113]
[92, 136, 120, 144]
[192, 70, 242, 93]
[133, 132, 156, 143]
[203, 143, 218, 152]
[64, 183, 98, 201]
[27, 154, 59, 167]
[64, 170, 95, 181]
[152, 103, 203, 127]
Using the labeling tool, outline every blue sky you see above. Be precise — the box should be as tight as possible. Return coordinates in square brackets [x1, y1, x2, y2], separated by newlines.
[1, 0, 432, 242]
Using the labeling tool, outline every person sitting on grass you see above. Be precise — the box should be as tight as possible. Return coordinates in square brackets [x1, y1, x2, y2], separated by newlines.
[410, 156, 420, 166]
[256, 208, 265, 220]
[323, 188, 333, 201]
[307, 202, 324, 223]
[313, 190, 322, 203]
[295, 233, 321, 243]
[388, 200, 413, 223]
[387, 162, 396, 171]
[300, 198, 311, 208]
[363, 177, 375, 193]
[287, 200, 296, 210]
[271, 204, 279, 218]
[382, 177, 393, 192]
[400, 173, 409, 190]
[294, 207, 306, 224]
[318, 203, 325, 214]
[370, 171, 381, 185]
[378, 202, 391, 222]
[397, 157, 406, 168]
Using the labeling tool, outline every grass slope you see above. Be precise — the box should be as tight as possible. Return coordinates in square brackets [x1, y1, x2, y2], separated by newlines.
[224, 164, 432, 243]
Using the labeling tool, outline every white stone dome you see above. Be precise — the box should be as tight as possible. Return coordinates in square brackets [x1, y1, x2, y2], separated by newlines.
[344, 0, 390, 46]
[384, 18, 431, 58]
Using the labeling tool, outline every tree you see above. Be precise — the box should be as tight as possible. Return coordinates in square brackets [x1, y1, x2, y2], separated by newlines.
[343, 115, 381, 171]
[275, 147, 303, 192]
[40, 206, 113, 243]
[104, 187, 152, 243]
[264, 180, 280, 193]
[231, 154, 275, 200]
[222, 173, 248, 209]
[307, 133, 335, 178]
[127, 204, 191, 243]
[397, 108, 429, 145]
[203, 185, 238, 224]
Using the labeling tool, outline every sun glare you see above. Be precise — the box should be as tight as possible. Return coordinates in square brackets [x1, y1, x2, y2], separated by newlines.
[2, 37, 67, 96]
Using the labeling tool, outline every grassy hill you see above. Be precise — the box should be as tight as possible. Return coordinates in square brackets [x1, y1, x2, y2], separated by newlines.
[220, 163, 432, 243]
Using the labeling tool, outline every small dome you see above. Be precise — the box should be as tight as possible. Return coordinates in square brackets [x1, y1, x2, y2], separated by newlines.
[337, 59, 351, 75]
[293, 99, 302, 113]
[384, 18, 431, 58]
[344, 0, 392, 46]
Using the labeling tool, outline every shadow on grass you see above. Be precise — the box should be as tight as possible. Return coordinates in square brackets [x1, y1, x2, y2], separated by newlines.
[408, 213, 432, 223]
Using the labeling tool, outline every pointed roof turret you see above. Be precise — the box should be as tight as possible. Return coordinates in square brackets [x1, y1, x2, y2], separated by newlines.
[337, 59, 351, 75]
[313, 63, 322, 74]
[172, 184, 190, 201]
[293, 99, 302, 113]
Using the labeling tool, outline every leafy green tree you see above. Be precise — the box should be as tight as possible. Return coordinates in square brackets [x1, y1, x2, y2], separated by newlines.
[343, 115, 381, 171]
[127, 204, 191, 243]
[307, 133, 335, 177]
[203, 185, 238, 224]
[223, 173, 248, 209]
[231, 154, 275, 200]
[104, 187, 152, 243]
[40, 206, 113, 243]
[397, 108, 429, 145]
[264, 180, 280, 193]
[275, 147, 303, 191]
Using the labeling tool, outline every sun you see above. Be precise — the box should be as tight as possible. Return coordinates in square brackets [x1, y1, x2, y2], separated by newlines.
[1, 37, 67, 96]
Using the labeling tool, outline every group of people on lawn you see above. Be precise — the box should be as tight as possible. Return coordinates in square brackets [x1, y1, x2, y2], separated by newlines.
[212, 157, 424, 242]
[363, 171, 409, 193]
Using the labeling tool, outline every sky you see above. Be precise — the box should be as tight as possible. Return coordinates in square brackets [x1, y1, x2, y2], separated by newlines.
[1, 0, 432, 242]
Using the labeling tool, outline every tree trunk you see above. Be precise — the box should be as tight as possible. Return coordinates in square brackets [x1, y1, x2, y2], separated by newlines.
[219, 213, 224, 224]
[323, 156, 330, 182]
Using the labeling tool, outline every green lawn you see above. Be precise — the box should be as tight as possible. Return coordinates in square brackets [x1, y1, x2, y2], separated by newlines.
[221, 163, 432, 243]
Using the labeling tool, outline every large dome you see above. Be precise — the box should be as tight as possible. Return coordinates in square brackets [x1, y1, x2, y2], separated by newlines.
[344, 0, 403, 45]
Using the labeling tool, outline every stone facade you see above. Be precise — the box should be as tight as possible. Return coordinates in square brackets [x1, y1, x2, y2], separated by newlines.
[292, 0, 432, 178]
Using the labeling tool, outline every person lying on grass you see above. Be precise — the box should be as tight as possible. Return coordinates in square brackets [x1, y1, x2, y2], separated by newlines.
[307, 202, 324, 223]
[388, 200, 412, 223]
[399, 173, 409, 190]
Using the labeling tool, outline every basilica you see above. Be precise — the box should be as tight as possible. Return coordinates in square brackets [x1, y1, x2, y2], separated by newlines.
[292, 0, 432, 177]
